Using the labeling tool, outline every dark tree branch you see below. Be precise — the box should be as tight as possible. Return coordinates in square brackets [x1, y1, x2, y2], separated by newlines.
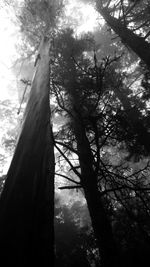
[54, 143, 82, 179]
[55, 140, 78, 155]
[144, 30, 150, 40]
[58, 185, 82, 190]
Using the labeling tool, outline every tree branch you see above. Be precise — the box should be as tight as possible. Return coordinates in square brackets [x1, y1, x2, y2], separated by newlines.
[55, 140, 78, 155]
[58, 185, 82, 190]
[54, 143, 82, 179]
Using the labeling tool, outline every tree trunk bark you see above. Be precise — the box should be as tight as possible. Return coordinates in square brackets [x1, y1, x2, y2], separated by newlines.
[0, 37, 55, 267]
[96, 4, 150, 68]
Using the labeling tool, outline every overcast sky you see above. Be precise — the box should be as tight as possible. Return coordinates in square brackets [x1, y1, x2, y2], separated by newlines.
[0, 0, 100, 101]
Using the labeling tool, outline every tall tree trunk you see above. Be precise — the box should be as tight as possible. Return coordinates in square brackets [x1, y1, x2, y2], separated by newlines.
[66, 61, 121, 265]
[96, 4, 150, 68]
[57, 44, 121, 264]
[72, 110, 121, 267]
[0, 36, 55, 267]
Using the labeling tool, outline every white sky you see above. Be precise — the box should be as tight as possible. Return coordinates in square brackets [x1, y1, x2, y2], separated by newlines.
[0, 6, 19, 101]
[0, 0, 100, 101]
[64, 0, 100, 34]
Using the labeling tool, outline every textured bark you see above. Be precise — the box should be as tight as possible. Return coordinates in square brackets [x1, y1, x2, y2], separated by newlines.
[96, 4, 150, 68]
[0, 37, 55, 266]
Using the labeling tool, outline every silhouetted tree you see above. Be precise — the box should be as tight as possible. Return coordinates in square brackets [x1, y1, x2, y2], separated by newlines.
[52, 28, 150, 267]
[95, 0, 150, 68]
[0, 0, 63, 265]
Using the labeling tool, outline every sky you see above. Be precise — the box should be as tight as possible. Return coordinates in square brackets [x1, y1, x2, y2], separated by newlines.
[64, 0, 100, 34]
[0, 5, 19, 101]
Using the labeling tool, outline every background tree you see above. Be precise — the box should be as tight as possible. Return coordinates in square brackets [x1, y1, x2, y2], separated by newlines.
[55, 193, 95, 267]
[95, 0, 150, 68]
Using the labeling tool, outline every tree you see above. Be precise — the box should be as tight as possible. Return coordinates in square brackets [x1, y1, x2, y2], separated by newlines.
[0, 1, 58, 265]
[52, 29, 122, 267]
[95, 0, 150, 68]
[0, 36, 55, 267]
[96, 59, 150, 155]
[52, 28, 150, 267]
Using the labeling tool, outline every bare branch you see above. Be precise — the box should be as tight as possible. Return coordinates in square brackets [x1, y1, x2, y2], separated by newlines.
[55, 140, 78, 155]
[55, 143, 82, 179]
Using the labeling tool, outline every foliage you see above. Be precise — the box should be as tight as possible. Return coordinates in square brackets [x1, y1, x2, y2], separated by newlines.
[0, 99, 22, 175]
[96, 0, 150, 37]
[55, 193, 99, 267]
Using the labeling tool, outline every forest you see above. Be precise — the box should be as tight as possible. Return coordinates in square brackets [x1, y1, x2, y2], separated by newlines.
[0, 0, 150, 266]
